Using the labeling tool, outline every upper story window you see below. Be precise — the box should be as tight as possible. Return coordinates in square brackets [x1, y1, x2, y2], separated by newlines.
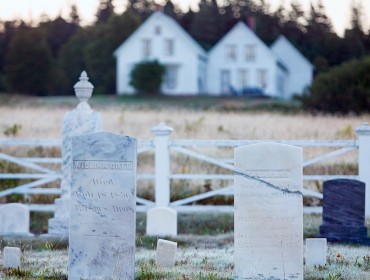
[225, 45, 237, 61]
[164, 39, 174, 56]
[155, 25, 161, 35]
[142, 39, 151, 57]
[245, 44, 256, 61]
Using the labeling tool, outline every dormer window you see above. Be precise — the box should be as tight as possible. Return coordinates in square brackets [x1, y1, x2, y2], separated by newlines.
[245, 44, 256, 61]
[226, 45, 236, 61]
[164, 39, 174, 56]
[142, 39, 151, 57]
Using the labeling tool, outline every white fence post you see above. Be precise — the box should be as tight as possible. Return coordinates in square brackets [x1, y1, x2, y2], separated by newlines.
[356, 123, 370, 218]
[146, 122, 177, 236]
[151, 122, 173, 207]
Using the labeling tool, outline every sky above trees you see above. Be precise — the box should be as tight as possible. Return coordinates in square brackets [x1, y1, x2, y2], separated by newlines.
[0, 0, 369, 36]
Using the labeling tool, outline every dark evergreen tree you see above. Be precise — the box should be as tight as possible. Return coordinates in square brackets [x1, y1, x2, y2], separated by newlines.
[84, 10, 141, 94]
[96, 0, 115, 24]
[39, 16, 78, 58]
[304, 0, 341, 68]
[4, 27, 55, 95]
[190, 0, 224, 50]
[342, 2, 368, 62]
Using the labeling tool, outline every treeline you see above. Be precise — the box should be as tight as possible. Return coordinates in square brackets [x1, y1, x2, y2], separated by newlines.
[0, 0, 369, 96]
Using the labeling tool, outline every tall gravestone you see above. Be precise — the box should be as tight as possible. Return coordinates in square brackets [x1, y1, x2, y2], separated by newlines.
[48, 71, 103, 236]
[234, 142, 303, 280]
[68, 131, 136, 280]
[319, 179, 370, 245]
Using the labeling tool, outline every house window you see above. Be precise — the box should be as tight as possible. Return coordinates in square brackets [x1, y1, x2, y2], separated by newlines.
[164, 65, 178, 90]
[257, 69, 268, 89]
[225, 45, 236, 61]
[238, 69, 248, 91]
[245, 44, 256, 61]
[142, 39, 151, 57]
[220, 70, 231, 94]
[155, 25, 161, 35]
[164, 39, 174, 56]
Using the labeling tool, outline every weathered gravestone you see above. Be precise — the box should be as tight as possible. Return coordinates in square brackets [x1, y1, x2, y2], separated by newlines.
[305, 238, 327, 266]
[48, 71, 103, 236]
[2, 247, 22, 268]
[147, 207, 177, 236]
[319, 179, 370, 245]
[0, 203, 32, 236]
[68, 131, 136, 280]
[156, 239, 177, 267]
[234, 142, 303, 280]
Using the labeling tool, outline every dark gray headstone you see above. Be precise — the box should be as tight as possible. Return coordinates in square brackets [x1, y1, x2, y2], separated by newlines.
[319, 179, 370, 244]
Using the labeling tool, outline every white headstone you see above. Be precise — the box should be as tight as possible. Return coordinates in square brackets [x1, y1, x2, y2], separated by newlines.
[146, 207, 177, 236]
[3, 247, 21, 268]
[305, 238, 327, 266]
[234, 142, 303, 280]
[0, 203, 32, 236]
[68, 131, 136, 279]
[156, 239, 177, 267]
[48, 71, 103, 236]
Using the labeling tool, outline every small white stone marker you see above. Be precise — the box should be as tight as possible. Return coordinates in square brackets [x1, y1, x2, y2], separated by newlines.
[147, 207, 177, 236]
[3, 247, 22, 268]
[156, 239, 177, 267]
[305, 238, 327, 266]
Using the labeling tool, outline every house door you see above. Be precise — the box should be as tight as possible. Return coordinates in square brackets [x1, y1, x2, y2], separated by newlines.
[220, 70, 231, 94]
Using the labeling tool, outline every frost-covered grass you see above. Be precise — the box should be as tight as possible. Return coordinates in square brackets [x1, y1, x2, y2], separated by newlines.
[0, 241, 369, 279]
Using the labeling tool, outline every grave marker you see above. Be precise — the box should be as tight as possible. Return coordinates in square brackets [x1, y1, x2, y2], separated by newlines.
[156, 239, 177, 267]
[305, 238, 327, 266]
[0, 203, 32, 236]
[3, 247, 22, 268]
[147, 207, 177, 236]
[319, 179, 370, 244]
[234, 142, 303, 280]
[48, 71, 103, 236]
[68, 131, 136, 280]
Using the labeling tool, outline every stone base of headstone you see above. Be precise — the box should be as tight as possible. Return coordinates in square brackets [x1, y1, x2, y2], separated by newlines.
[146, 207, 177, 236]
[319, 225, 370, 245]
[3, 247, 22, 268]
[47, 198, 69, 236]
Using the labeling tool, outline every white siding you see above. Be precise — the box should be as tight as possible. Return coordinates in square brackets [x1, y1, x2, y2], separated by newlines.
[114, 12, 207, 95]
[207, 22, 281, 97]
[271, 36, 314, 98]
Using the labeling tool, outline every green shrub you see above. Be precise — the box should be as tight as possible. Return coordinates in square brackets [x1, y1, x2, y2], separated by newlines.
[129, 60, 165, 95]
[300, 56, 370, 114]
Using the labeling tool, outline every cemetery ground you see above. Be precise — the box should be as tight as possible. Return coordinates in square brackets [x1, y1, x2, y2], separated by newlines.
[0, 94, 370, 279]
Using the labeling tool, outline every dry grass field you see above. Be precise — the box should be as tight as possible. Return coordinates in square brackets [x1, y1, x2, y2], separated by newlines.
[0, 95, 369, 141]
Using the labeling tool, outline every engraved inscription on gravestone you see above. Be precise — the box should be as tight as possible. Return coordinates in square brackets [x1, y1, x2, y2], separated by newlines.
[68, 132, 136, 280]
[234, 142, 303, 280]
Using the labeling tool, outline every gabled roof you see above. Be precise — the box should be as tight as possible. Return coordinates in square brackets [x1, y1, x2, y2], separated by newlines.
[114, 11, 207, 57]
[271, 35, 314, 69]
[208, 21, 287, 68]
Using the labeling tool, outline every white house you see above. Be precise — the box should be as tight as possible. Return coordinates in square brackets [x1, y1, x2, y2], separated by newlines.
[113, 11, 208, 95]
[271, 35, 314, 99]
[114, 12, 313, 98]
[207, 21, 288, 97]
